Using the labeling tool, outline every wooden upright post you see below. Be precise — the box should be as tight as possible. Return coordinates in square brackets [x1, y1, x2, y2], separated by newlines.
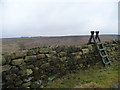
[88, 31, 95, 44]
[95, 31, 101, 42]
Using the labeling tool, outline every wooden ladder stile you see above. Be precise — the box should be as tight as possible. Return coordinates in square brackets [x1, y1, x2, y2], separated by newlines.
[88, 31, 111, 66]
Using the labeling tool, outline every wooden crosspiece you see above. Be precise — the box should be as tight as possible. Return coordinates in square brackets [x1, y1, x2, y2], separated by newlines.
[88, 31, 111, 66]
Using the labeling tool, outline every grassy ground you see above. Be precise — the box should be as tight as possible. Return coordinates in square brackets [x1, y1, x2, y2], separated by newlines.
[44, 60, 119, 88]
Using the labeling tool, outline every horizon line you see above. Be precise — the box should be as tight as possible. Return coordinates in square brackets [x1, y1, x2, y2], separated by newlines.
[1, 34, 119, 39]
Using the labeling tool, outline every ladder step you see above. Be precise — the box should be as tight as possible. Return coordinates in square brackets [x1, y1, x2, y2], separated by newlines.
[104, 61, 111, 65]
[97, 42, 103, 45]
[99, 48, 105, 51]
[102, 55, 108, 58]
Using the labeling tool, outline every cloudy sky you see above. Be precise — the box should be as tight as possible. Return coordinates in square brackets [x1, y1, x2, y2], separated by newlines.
[0, 0, 119, 38]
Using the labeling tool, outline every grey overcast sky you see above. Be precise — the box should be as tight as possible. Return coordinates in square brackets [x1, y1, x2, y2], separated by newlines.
[0, 0, 119, 38]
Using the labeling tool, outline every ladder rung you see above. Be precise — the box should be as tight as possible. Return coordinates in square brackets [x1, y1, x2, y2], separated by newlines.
[99, 48, 105, 51]
[102, 55, 108, 58]
[104, 61, 111, 65]
[97, 42, 103, 45]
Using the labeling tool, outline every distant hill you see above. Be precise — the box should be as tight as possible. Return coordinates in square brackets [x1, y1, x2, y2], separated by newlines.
[2, 35, 119, 54]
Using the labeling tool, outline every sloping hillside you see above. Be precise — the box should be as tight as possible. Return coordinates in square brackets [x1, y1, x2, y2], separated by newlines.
[2, 35, 118, 54]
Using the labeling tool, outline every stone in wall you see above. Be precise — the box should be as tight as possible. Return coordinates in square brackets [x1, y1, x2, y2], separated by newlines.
[58, 52, 67, 57]
[25, 56, 37, 62]
[1, 65, 11, 72]
[11, 50, 28, 59]
[18, 69, 33, 76]
[82, 49, 89, 54]
[22, 82, 31, 88]
[39, 48, 52, 54]
[12, 59, 24, 65]
[0, 55, 6, 66]
[3, 54, 11, 64]
[37, 54, 46, 59]
[45, 54, 52, 58]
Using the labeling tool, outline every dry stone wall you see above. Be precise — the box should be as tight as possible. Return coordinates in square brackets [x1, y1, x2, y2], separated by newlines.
[1, 39, 119, 88]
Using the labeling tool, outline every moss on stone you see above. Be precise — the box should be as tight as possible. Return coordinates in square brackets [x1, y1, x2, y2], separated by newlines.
[25, 56, 37, 62]
[22, 82, 31, 88]
[60, 57, 67, 62]
[18, 69, 33, 76]
[74, 55, 81, 60]
[12, 59, 24, 65]
[40, 63, 50, 69]
[39, 48, 52, 54]
[37, 54, 46, 59]
[58, 52, 67, 57]
[15, 50, 27, 58]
